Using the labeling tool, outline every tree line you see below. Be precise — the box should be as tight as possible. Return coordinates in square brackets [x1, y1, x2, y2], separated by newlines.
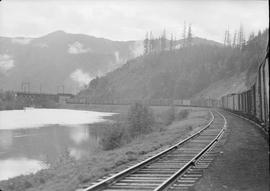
[144, 23, 261, 55]
[143, 22, 193, 55]
[223, 25, 258, 50]
[82, 28, 268, 102]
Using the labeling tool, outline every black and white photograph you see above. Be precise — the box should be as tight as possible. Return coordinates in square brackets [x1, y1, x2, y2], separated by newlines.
[0, 0, 269, 191]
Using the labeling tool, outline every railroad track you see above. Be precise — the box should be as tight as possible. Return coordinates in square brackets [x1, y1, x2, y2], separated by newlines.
[82, 110, 227, 191]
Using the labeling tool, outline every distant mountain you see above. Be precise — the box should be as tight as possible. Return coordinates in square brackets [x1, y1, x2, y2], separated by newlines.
[176, 37, 222, 48]
[0, 31, 143, 93]
[79, 29, 268, 102]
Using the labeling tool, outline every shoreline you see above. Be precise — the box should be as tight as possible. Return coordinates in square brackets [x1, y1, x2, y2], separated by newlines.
[0, 106, 209, 191]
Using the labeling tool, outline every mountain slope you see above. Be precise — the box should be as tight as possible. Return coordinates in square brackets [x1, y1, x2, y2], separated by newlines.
[194, 29, 268, 99]
[80, 29, 268, 102]
[192, 72, 248, 100]
[0, 31, 143, 93]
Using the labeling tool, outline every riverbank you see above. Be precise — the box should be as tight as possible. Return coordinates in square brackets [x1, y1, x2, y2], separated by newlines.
[0, 106, 210, 191]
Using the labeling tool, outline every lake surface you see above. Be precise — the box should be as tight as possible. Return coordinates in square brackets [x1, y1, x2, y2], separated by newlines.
[0, 109, 115, 181]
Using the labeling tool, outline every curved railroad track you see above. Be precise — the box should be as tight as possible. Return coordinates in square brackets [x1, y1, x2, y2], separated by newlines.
[82, 110, 227, 191]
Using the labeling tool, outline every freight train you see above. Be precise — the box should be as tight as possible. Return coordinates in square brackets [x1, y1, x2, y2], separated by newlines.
[221, 51, 269, 131]
[67, 97, 192, 106]
[66, 50, 269, 131]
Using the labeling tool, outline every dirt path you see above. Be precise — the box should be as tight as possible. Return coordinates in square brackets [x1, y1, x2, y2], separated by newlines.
[193, 110, 269, 191]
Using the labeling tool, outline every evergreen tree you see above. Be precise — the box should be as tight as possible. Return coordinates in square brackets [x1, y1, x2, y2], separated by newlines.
[153, 38, 159, 52]
[238, 24, 245, 49]
[158, 36, 162, 52]
[127, 103, 154, 136]
[224, 30, 228, 46]
[227, 30, 231, 46]
[144, 32, 149, 55]
[174, 37, 177, 49]
[161, 29, 167, 51]
[232, 31, 237, 48]
[170, 33, 174, 51]
[224, 28, 231, 46]
[182, 21, 187, 48]
[149, 31, 154, 53]
[187, 24, 192, 46]
[248, 32, 255, 42]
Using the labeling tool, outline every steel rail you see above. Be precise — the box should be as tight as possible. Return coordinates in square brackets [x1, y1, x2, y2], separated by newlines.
[153, 110, 226, 191]
[224, 109, 268, 135]
[83, 111, 215, 191]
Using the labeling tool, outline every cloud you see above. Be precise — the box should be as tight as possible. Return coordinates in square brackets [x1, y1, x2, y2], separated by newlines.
[129, 41, 144, 57]
[11, 38, 32, 45]
[68, 41, 91, 54]
[0, 54, 14, 73]
[114, 51, 126, 64]
[0, 1, 268, 42]
[70, 69, 92, 87]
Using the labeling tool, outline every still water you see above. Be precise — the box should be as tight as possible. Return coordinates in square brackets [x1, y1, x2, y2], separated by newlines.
[0, 109, 115, 181]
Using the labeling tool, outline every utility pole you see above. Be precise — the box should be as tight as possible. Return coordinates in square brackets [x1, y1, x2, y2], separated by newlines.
[21, 82, 30, 93]
[39, 84, 42, 94]
[182, 21, 187, 48]
[21, 82, 24, 92]
[27, 82, 30, 93]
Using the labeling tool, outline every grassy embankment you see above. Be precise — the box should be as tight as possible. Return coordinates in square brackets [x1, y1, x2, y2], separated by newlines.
[0, 104, 210, 191]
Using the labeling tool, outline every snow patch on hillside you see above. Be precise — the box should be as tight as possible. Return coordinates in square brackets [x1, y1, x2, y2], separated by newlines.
[68, 41, 91, 54]
[0, 54, 14, 73]
[11, 38, 32, 45]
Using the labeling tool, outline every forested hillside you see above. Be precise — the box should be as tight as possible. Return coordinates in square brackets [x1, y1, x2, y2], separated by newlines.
[195, 29, 268, 99]
[80, 29, 268, 101]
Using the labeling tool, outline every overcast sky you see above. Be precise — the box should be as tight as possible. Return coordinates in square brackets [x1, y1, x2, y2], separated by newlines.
[0, 0, 268, 42]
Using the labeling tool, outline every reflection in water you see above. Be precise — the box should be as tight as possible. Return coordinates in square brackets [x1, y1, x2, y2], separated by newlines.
[0, 131, 13, 150]
[0, 109, 115, 180]
[68, 125, 100, 160]
[69, 125, 89, 145]
[0, 158, 48, 181]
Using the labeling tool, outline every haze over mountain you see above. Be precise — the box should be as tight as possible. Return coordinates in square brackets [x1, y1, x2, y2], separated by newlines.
[0, 31, 143, 93]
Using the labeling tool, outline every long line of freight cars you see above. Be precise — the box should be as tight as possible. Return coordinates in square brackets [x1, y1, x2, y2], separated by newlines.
[221, 51, 269, 131]
[67, 97, 218, 108]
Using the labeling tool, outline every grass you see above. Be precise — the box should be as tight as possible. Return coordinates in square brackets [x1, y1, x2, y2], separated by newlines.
[0, 105, 209, 191]
[177, 109, 190, 120]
